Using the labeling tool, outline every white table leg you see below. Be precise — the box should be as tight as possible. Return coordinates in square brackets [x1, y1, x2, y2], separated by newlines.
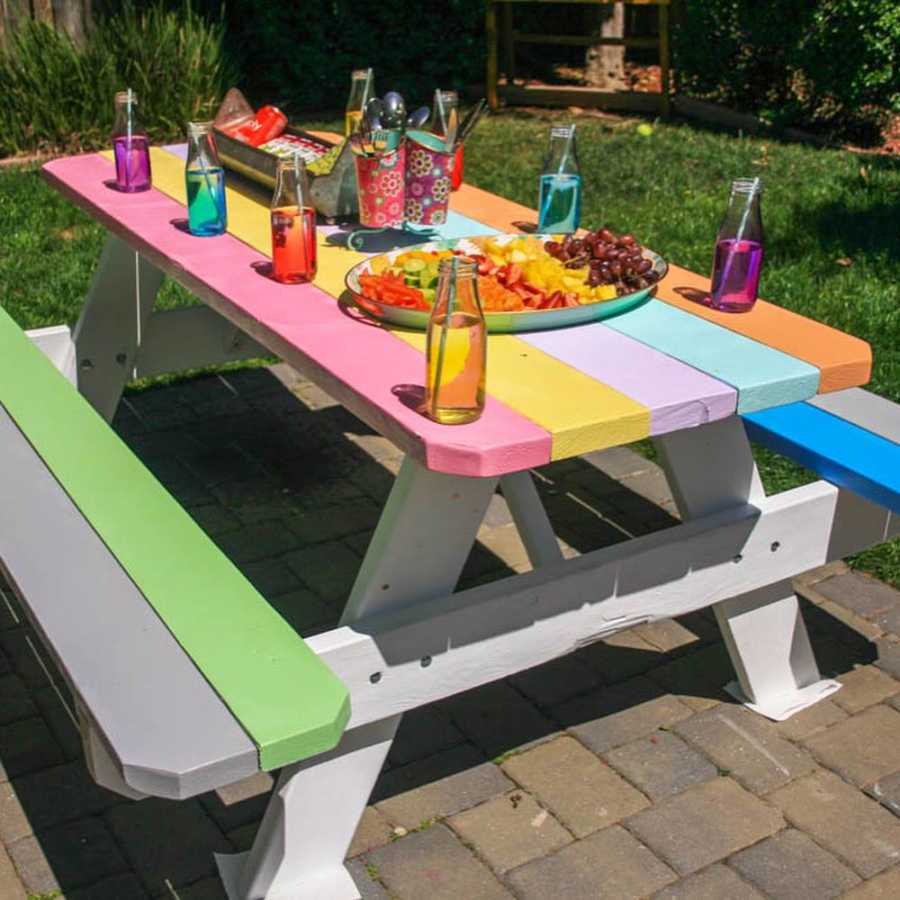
[500, 471, 563, 568]
[72, 234, 164, 421]
[654, 416, 840, 720]
[217, 457, 497, 899]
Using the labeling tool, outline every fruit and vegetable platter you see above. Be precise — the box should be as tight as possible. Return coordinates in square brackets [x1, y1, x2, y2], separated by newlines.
[344, 228, 667, 333]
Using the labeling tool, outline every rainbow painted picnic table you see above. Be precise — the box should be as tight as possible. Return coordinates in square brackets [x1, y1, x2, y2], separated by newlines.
[37, 139, 898, 900]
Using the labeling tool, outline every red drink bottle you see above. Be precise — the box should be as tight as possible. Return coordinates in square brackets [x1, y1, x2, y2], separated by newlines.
[270, 158, 317, 284]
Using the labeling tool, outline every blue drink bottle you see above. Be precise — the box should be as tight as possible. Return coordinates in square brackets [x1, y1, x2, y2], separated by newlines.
[538, 124, 581, 235]
[185, 121, 227, 237]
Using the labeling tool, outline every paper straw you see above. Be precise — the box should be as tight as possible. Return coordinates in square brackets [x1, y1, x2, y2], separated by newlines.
[430, 256, 457, 420]
[538, 125, 575, 229]
[715, 177, 760, 302]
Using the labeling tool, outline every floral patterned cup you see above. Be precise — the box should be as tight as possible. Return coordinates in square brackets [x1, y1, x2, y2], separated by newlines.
[404, 132, 455, 227]
[354, 145, 406, 228]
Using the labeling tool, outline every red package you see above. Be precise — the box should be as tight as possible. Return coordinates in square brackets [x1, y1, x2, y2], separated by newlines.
[224, 106, 288, 147]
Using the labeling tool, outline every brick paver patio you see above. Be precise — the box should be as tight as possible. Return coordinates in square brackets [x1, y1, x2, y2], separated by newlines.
[2, 362, 900, 899]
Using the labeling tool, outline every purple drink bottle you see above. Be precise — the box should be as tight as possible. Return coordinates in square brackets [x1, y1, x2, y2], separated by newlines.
[112, 90, 152, 193]
[710, 178, 763, 312]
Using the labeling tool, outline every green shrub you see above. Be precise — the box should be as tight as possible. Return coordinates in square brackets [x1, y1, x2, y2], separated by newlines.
[0, 1, 234, 157]
[674, 0, 900, 142]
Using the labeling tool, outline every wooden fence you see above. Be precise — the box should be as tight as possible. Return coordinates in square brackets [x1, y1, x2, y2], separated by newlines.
[0, 0, 94, 48]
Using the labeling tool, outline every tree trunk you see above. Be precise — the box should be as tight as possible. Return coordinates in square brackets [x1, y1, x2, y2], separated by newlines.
[584, 2, 625, 88]
[51, 0, 90, 46]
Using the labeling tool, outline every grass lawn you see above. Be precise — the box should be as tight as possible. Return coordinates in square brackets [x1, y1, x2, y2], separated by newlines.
[1, 110, 898, 583]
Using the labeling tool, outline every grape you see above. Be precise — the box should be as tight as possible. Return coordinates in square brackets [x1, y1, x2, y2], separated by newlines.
[619, 234, 636, 247]
[592, 243, 608, 260]
[569, 238, 584, 254]
[637, 258, 653, 274]
[545, 240, 560, 256]
[598, 228, 615, 243]
[588, 269, 602, 287]
[609, 261, 623, 277]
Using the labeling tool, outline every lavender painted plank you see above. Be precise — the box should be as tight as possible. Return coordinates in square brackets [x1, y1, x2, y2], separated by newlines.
[523, 323, 738, 434]
[43, 154, 552, 477]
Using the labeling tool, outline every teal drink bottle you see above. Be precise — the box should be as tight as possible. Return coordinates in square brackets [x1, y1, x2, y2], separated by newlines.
[185, 121, 227, 237]
[538, 125, 581, 235]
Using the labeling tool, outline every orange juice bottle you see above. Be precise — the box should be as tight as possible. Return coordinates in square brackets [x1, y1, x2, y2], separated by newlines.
[425, 257, 486, 424]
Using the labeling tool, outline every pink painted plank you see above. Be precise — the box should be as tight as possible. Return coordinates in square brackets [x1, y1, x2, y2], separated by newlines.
[42, 153, 552, 476]
[522, 323, 737, 435]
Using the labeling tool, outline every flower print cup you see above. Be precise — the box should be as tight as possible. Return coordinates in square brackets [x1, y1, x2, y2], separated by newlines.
[354, 144, 406, 229]
[404, 130, 455, 227]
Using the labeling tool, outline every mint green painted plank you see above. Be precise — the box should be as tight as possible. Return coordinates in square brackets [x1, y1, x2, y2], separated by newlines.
[0, 306, 349, 769]
[604, 299, 820, 413]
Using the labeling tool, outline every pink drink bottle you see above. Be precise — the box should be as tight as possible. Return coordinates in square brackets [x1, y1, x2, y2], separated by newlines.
[111, 90, 151, 193]
[710, 178, 763, 312]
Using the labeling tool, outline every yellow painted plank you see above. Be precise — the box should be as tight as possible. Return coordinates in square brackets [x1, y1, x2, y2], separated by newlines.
[113, 148, 651, 456]
[397, 331, 650, 458]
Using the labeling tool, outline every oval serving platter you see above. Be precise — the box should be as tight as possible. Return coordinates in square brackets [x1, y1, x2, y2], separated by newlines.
[344, 234, 667, 333]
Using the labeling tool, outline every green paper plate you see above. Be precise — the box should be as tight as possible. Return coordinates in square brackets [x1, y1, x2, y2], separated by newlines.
[344, 234, 667, 333]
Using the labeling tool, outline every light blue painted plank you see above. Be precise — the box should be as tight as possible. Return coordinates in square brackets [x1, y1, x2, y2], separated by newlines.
[744, 402, 900, 514]
[604, 300, 820, 413]
[433, 210, 500, 240]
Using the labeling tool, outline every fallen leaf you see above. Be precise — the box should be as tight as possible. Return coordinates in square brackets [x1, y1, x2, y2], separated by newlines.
[835, 257, 853, 267]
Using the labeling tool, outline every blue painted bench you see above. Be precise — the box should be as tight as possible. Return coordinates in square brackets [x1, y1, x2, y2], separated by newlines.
[743, 388, 900, 515]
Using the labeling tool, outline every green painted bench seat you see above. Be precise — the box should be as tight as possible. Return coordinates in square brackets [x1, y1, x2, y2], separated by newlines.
[743, 388, 900, 515]
[0, 305, 350, 796]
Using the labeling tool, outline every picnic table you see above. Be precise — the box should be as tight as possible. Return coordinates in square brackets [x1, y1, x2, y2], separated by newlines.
[9, 135, 896, 899]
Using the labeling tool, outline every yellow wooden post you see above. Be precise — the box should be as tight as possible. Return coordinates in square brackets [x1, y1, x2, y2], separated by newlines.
[486, 1, 500, 110]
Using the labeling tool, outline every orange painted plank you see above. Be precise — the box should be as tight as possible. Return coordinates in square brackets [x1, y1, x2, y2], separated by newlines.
[450, 187, 871, 394]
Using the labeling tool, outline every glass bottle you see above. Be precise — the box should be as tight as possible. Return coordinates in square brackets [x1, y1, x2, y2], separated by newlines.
[432, 89, 463, 189]
[425, 257, 486, 425]
[710, 178, 764, 313]
[111, 89, 151, 193]
[270, 158, 317, 284]
[345, 68, 374, 136]
[538, 125, 581, 234]
[184, 121, 227, 237]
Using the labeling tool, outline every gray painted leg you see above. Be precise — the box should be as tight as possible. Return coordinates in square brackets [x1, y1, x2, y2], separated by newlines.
[654, 416, 840, 720]
[73, 234, 164, 421]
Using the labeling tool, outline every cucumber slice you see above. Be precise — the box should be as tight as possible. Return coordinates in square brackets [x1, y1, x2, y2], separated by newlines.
[421, 288, 436, 305]
[403, 258, 427, 276]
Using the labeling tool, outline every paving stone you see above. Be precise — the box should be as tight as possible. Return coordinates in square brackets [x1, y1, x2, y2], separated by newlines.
[213, 522, 299, 564]
[67, 872, 151, 899]
[267, 587, 333, 633]
[501, 735, 648, 837]
[842, 865, 900, 898]
[556, 675, 693, 753]
[348, 806, 394, 858]
[804, 705, 900, 787]
[284, 540, 361, 604]
[199, 771, 273, 833]
[646, 643, 735, 711]
[387, 705, 465, 768]
[835, 665, 900, 713]
[368, 824, 512, 899]
[729, 828, 860, 899]
[506, 824, 676, 899]
[448, 790, 572, 873]
[0, 781, 31, 843]
[8, 817, 127, 894]
[0, 674, 36, 725]
[770, 770, 900, 878]
[106, 798, 232, 894]
[284, 503, 382, 546]
[875, 638, 900, 679]
[226, 822, 256, 852]
[867, 771, 900, 817]
[509, 653, 601, 709]
[583, 445, 654, 481]
[605, 731, 717, 800]
[0, 841, 25, 900]
[347, 858, 390, 899]
[33, 684, 83, 760]
[238, 557, 302, 597]
[573, 629, 663, 682]
[0, 630, 50, 688]
[442, 681, 557, 759]
[814, 635, 877, 678]
[651, 864, 764, 899]
[375, 744, 512, 829]
[674, 705, 816, 794]
[627, 778, 784, 875]
[633, 619, 702, 655]
[0, 716, 64, 780]
[775, 698, 848, 742]
[818, 598, 884, 641]
[10, 760, 125, 833]
[186, 503, 242, 537]
[814, 572, 900, 634]
[477, 524, 531, 572]
[173, 875, 229, 899]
